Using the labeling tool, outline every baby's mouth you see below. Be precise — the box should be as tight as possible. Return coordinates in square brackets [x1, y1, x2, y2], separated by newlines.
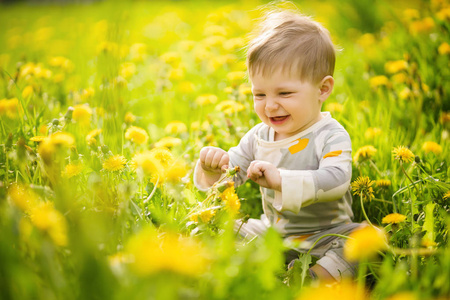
[269, 115, 290, 124]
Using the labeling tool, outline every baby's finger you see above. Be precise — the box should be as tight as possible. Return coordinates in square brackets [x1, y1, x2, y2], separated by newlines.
[210, 150, 224, 169]
[218, 153, 229, 168]
[199, 147, 211, 164]
[205, 149, 218, 167]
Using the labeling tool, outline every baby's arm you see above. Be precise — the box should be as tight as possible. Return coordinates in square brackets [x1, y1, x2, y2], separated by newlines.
[274, 130, 352, 213]
[194, 146, 229, 190]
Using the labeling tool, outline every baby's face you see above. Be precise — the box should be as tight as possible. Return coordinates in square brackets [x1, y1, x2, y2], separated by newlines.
[251, 69, 323, 141]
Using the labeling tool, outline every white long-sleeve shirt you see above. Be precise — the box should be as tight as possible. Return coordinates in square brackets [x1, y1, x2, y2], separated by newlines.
[195, 112, 354, 236]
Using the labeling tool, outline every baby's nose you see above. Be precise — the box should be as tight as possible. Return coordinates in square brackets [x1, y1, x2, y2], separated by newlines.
[265, 99, 279, 111]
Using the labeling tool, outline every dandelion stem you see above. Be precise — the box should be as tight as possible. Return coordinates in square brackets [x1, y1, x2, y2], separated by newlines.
[400, 162, 419, 195]
[144, 176, 159, 203]
[360, 193, 373, 226]
[305, 233, 350, 257]
[369, 159, 383, 177]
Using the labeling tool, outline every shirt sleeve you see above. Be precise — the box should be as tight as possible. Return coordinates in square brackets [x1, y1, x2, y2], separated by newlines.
[272, 130, 352, 214]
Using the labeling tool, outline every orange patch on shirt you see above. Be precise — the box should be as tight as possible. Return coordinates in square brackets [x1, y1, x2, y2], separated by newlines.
[323, 150, 342, 159]
[292, 234, 313, 243]
[288, 138, 309, 154]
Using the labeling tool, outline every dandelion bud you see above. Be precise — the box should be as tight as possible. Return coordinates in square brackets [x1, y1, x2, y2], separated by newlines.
[64, 106, 74, 122]
[215, 181, 234, 193]
[101, 145, 110, 155]
[17, 137, 27, 161]
[226, 166, 240, 177]
[70, 146, 78, 161]
[52, 118, 60, 126]
[414, 155, 421, 164]
[6, 133, 13, 149]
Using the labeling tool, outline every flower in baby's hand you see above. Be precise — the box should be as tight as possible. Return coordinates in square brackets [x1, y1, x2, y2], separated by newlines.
[382, 213, 407, 224]
[103, 155, 127, 171]
[392, 146, 415, 163]
[190, 208, 216, 223]
[220, 182, 240, 215]
[344, 226, 387, 262]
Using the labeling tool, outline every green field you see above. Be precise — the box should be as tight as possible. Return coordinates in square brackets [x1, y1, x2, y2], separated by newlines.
[0, 0, 449, 299]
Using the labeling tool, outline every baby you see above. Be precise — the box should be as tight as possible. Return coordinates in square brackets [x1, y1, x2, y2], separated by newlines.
[194, 8, 360, 281]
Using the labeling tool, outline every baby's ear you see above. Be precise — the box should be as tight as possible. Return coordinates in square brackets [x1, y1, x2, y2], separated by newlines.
[319, 76, 334, 101]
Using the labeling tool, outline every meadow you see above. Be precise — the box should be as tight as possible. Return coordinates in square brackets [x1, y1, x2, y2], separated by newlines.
[0, 0, 449, 299]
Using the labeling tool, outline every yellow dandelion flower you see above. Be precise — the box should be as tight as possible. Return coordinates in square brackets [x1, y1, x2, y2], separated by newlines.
[351, 176, 375, 201]
[195, 94, 218, 105]
[62, 163, 84, 178]
[165, 121, 187, 134]
[7, 183, 39, 212]
[344, 225, 387, 261]
[364, 127, 382, 140]
[409, 17, 435, 35]
[226, 71, 246, 83]
[191, 209, 216, 223]
[392, 146, 415, 163]
[382, 213, 407, 224]
[357, 33, 376, 49]
[369, 75, 390, 88]
[168, 68, 184, 80]
[392, 73, 408, 84]
[150, 147, 174, 167]
[422, 141, 442, 155]
[403, 8, 420, 21]
[215, 100, 245, 115]
[86, 128, 102, 145]
[49, 132, 75, 146]
[385, 291, 418, 300]
[443, 191, 450, 200]
[103, 155, 127, 171]
[22, 85, 34, 99]
[436, 7, 450, 21]
[125, 126, 149, 145]
[29, 202, 68, 247]
[72, 104, 92, 124]
[160, 51, 181, 66]
[298, 280, 369, 300]
[30, 136, 47, 142]
[326, 102, 344, 113]
[154, 136, 182, 148]
[385, 60, 408, 74]
[0, 98, 23, 118]
[375, 179, 391, 188]
[179, 81, 195, 93]
[81, 88, 95, 100]
[124, 112, 136, 124]
[353, 145, 377, 163]
[131, 151, 163, 176]
[129, 43, 147, 62]
[221, 183, 241, 215]
[399, 87, 411, 100]
[164, 161, 188, 183]
[120, 62, 136, 79]
[125, 228, 209, 277]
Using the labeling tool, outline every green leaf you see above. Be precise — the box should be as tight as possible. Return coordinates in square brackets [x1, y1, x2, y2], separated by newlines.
[422, 202, 436, 244]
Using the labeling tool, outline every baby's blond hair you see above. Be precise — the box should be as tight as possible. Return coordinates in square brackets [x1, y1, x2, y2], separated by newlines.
[246, 9, 336, 84]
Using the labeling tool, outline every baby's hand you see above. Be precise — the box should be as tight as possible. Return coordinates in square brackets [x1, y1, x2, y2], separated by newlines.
[199, 146, 230, 174]
[247, 160, 281, 192]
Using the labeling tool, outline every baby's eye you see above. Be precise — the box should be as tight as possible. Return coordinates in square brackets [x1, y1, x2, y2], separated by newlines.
[280, 92, 292, 96]
[254, 93, 265, 98]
